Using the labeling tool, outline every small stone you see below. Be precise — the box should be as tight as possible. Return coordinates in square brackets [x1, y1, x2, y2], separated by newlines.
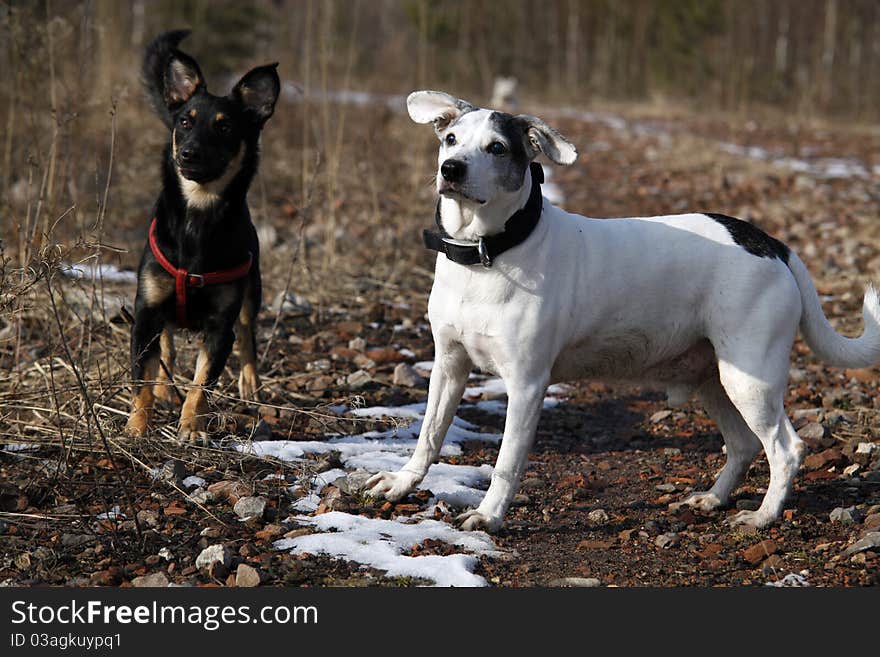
[804, 448, 843, 471]
[587, 509, 609, 524]
[393, 362, 423, 388]
[181, 475, 206, 490]
[155, 459, 187, 483]
[316, 487, 347, 513]
[158, 548, 173, 561]
[314, 451, 343, 473]
[761, 554, 784, 575]
[797, 422, 825, 441]
[131, 572, 169, 588]
[334, 470, 372, 496]
[655, 532, 680, 549]
[863, 513, 880, 531]
[348, 337, 366, 351]
[353, 355, 376, 369]
[282, 527, 312, 540]
[743, 539, 778, 565]
[549, 577, 601, 587]
[255, 524, 286, 541]
[346, 370, 371, 388]
[195, 544, 231, 571]
[830, 506, 859, 525]
[854, 442, 879, 466]
[234, 563, 261, 588]
[136, 510, 160, 528]
[233, 496, 267, 520]
[650, 410, 672, 423]
[789, 367, 807, 382]
[843, 463, 861, 477]
[207, 480, 251, 504]
[271, 291, 312, 315]
[655, 483, 676, 493]
[188, 488, 214, 506]
[521, 478, 542, 490]
[842, 532, 880, 556]
[61, 534, 95, 548]
[736, 499, 761, 511]
[251, 420, 272, 440]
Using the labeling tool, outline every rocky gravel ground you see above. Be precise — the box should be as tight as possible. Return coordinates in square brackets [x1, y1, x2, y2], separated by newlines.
[1, 102, 879, 587]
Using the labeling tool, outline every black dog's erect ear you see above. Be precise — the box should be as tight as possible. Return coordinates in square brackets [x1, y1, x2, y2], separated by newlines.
[232, 64, 281, 125]
[143, 30, 199, 127]
[164, 50, 204, 110]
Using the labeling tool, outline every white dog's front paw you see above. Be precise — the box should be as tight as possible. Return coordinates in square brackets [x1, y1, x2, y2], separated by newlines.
[456, 509, 502, 532]
[725, 509, 774, 529]
[669, 492, 723, 513]
[365, 470, 421, 502]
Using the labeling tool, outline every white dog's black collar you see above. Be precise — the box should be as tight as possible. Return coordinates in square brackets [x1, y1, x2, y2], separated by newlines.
[423, 162, 544, 268]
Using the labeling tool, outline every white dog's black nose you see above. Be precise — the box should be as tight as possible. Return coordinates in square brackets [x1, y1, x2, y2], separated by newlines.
[441, 159, 467, 183]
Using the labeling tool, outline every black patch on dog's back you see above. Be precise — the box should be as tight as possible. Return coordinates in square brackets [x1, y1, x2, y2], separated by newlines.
[705, 213, 790, 263]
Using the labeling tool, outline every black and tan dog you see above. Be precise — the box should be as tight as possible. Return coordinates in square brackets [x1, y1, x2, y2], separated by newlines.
[126, 30, 279, 442]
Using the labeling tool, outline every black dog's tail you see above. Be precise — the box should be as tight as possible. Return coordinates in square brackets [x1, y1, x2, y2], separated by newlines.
[142, 29, 191, 128]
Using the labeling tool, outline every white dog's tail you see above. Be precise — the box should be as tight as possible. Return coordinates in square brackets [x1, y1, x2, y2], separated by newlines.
[787, 252, 880, 368]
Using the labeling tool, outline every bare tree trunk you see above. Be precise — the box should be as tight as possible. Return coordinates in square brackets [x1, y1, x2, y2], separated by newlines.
[820, 0, 838, 111]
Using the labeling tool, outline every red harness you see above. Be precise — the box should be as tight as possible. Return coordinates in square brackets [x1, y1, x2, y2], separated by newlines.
[148, 218, 253, 328]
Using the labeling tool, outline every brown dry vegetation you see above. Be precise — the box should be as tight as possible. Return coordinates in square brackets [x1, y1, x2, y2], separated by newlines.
[1, 2, 880, 587]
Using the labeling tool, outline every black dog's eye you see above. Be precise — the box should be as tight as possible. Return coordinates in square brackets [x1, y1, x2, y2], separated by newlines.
[487, 141, 507, 156]
[445, 133, 456, 146]
[179, 116, 192, 129]
[216, 121, 232, 135]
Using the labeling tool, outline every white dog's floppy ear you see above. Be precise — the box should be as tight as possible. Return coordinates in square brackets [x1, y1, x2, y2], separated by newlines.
[517, 115, 578, 166]
[407, 90, 475, 131]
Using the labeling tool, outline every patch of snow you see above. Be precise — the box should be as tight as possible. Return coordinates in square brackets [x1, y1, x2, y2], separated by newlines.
[97, 505, 125, 521]
[463, 378, 507, 400]
[181, 476, 206, 490]
[275, 511, 500, 586]
[766, 572, 811, 587]
[62, 262, 137, 284]
[718, 142, 872, 179]
[2, 443, 41, 452]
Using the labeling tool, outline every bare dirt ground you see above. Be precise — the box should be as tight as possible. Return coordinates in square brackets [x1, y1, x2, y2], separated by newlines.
[2, 101, 879, 587]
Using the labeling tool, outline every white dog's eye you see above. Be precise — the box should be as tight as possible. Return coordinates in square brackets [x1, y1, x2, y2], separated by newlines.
[487, 141, 507, 156]
[445, 133, 456, 146]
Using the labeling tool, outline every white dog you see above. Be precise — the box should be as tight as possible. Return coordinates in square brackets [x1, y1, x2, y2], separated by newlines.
[366, 90, 880, 531]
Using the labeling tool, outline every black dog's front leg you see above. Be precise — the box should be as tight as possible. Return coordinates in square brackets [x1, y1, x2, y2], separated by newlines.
[126, 300, 166, 437]
[178, 321, 235, 443]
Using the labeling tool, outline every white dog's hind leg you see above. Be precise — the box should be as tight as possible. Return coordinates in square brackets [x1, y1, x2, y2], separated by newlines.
[715, 355, 804, 528]
[458, 376, 549, 531]
[670, 376, 761, 513]
[365, 343, 471, 502]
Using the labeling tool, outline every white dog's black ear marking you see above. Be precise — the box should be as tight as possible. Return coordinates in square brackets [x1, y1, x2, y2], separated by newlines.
[165, 50, 204, 109]
[517, 115, 577, 166]
[407, 90, 475, 132]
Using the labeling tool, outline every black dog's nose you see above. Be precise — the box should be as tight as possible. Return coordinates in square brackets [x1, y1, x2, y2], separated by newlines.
[441, 159, 466, 183]
[179, 147, 197, 162]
